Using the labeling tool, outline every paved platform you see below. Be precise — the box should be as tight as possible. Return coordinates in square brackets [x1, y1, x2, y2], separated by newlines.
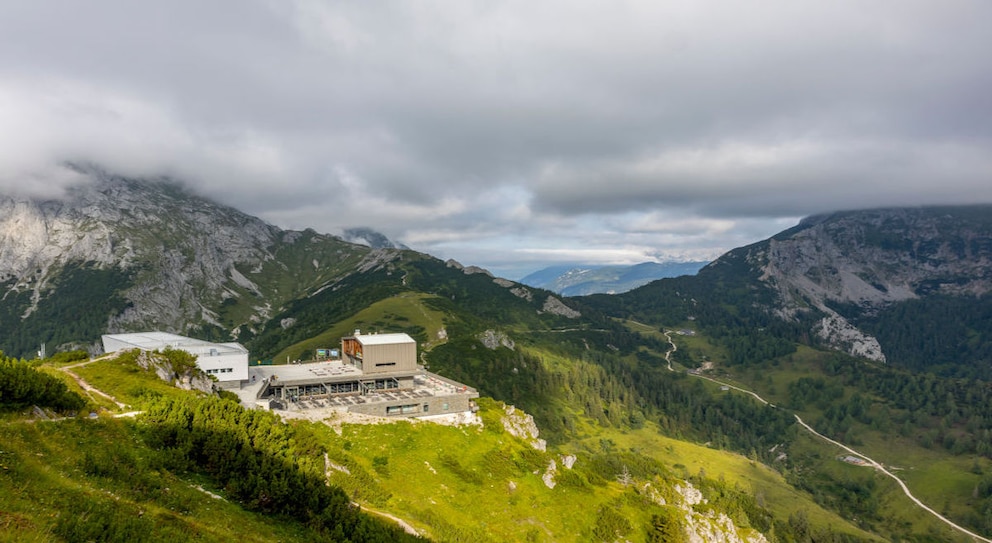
[229, 361, 477, 416]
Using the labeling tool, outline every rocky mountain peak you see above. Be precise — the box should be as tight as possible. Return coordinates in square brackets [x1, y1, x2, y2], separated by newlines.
[341, 227, 408, 250]
[0, 168, 370, 355]
[759, 206, 992, 308]
[749, 205, 992, 360]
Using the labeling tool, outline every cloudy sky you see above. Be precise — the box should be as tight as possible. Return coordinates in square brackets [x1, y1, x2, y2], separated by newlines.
[2, 1, 990, 278]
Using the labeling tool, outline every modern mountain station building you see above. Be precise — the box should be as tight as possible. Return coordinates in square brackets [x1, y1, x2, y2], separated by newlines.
[101, 331, 250, 384]
[101, 329, 478, 418]
[252, 330, 479, 418]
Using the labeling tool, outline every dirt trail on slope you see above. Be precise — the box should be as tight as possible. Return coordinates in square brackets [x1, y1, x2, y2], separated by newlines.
[58, 356, 128, 410]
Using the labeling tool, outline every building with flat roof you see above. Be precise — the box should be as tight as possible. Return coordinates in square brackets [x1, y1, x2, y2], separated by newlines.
[254, 330, 478, 418]
[101, 332, 249, 384]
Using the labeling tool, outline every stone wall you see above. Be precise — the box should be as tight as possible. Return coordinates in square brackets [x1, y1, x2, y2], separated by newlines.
[346, 392, 477, 418]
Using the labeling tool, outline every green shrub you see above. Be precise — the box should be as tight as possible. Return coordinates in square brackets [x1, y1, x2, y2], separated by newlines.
[48, 350, 89, 364]
[592, 504, 632, 541]
[438, 452, 484, 485]
[0, 354, 86, 412]
[372, 455, 391, 477]
[647, 507, 687, 543]
[53, 497, 156, 543]
[216, 389, 240, 403]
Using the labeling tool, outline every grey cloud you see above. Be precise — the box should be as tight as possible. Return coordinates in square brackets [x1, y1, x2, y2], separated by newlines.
[1, 0, 990, 274]
[530, 139, 992, 218]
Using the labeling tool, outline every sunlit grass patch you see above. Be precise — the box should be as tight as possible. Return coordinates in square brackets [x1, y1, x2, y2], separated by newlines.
[274, 292, 448, 363]
[73, 351, 199, 409]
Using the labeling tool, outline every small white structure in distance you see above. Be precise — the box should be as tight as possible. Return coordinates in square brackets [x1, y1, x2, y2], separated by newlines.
[101, 332, 249, 385]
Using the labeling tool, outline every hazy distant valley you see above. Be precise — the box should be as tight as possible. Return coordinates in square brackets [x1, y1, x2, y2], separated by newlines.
[519, 261, 709, 296]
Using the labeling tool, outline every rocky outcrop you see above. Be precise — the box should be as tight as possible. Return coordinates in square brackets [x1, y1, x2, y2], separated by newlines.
[748, 206, 992, 360]
[355, 249, 401, 273]
[501, 405, 546, 451]
[509, 286, 533, 301]
[541, 296, 581, 318]
[816, 311, 885, 361]
[541, 459, 557, 489]
[463, 265, 492, 276]
[444, 258, 493, 276]
[133, 350, 213, 393]
[672, 481, 768, 543]
[479, 329, 515, 350]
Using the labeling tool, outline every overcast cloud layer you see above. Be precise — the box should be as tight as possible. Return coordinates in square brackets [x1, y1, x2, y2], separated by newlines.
[2, 1, 990, 278]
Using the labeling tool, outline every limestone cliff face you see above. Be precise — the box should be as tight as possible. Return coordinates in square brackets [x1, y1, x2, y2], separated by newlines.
[742, 206, 992, 360]
[0, 167, 374, 350]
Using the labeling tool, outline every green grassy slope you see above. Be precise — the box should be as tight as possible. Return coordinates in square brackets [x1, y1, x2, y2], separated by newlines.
[272, 292, 449, 364]
[0, 353, 418, 542]
[0, 418, 320, 543]
[320, 398, 879, 542]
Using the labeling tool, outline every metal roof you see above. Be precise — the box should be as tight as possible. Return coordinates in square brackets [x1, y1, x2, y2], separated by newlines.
[353, 332, 415, 346]
[102, 332, 247, 356]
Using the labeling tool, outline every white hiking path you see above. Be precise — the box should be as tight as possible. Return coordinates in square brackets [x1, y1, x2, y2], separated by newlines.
[354, 503, 420, 537]
[662, 330, 676, 371]
[658, 328, 992, 543]
[58, 355, 128, 410]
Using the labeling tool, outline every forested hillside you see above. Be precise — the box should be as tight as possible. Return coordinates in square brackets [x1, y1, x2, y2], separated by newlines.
[571, 206, 992, 539]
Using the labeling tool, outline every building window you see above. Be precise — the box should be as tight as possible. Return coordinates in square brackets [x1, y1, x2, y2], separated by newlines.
[423, 404, 429, 412]
[387, 404, 419, 415]
[442, 403, 449, 411]
[329, 382, 358, 394]
[375, 362, 396, 367]
[373, 379, 399, 390]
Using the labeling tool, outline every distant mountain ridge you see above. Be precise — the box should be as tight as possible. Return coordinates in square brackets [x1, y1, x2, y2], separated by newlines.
[0, 167, 583, 360]
[598, 204, 992, 372]
[6, 167, 989, 374]
[520, 261, 707, 296]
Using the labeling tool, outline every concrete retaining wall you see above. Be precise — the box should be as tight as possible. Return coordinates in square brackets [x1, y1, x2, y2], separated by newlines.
[346, 392, 477, 418]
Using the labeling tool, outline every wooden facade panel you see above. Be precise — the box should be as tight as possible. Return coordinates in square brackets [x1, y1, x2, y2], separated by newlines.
[364, 342, 416, 373]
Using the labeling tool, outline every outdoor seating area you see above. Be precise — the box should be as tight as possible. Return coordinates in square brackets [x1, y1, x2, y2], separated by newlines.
[236, 332, 479, 418]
